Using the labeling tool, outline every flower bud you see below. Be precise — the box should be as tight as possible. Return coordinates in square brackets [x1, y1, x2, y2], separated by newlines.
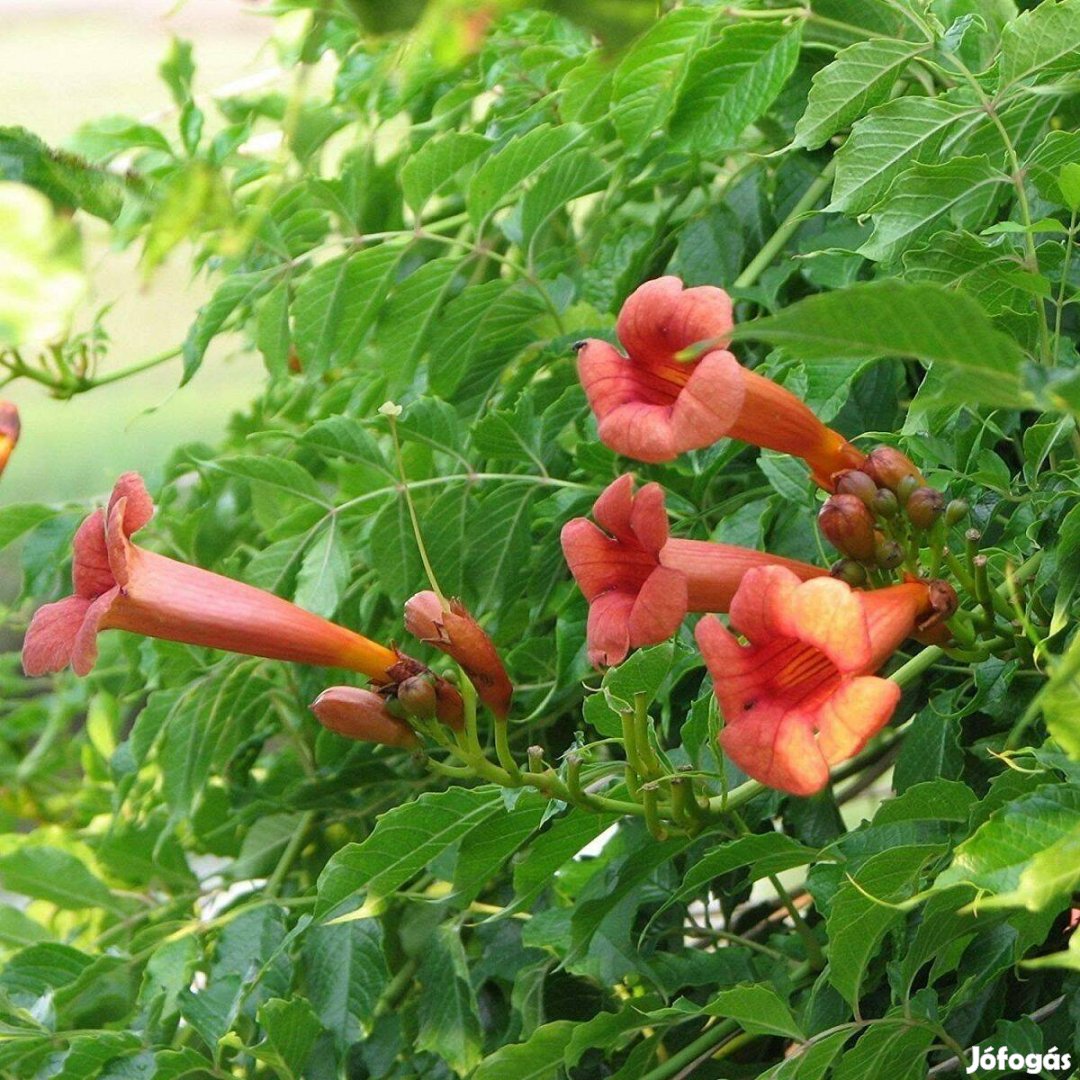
[405, 591, 513, 719]
[874, 536, 903, 570]
[871, 488, 898, 518]
[913, 578, 959, 641]
[311, 686, 419, 748]
[0, 401, 20, 477]
[834, 469, 878, 505]
[396, 674, 437, 720]
[818, 494, 877, 561]
[862, 446, 924, 493]
[945, 499, 968, 526]
[830, 558, 868, 586]
[906, 486, 946, 530]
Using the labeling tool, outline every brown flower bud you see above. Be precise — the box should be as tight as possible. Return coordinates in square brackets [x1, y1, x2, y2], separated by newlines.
[405, 591, 513, 719]
[913, 578, 959, 644]
[906, 487, 946, 530]
[0, 401, 20, 477]
[834, 469, 878, 506]
[396, 674, 437, 720]
[818, 494, 877, 562]
[311, 686, 419, 748]
[862, 446, 925, 493]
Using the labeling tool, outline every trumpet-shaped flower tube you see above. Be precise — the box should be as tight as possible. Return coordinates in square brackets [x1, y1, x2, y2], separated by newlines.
[0, 401, 19, 477]
[560, 475, 826, 667]
[576, 276, 864, 486]
[695, 566, 945, 796]
[311, 687, 420, 748]
[23, 472, 463, 726]
[404, 591, 513, 719]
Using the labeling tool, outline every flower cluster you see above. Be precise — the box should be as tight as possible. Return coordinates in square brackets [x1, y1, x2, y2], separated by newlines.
[564, 277, 957, 795]
[22, 472, 513, 747]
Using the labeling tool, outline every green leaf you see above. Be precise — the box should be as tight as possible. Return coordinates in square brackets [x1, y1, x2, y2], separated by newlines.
[473, 1021, 575, 1080]
[670, 22, 802, 154]
[293, 243, 405, 377]
[997, 0, 1080, 89]
[761, 1030, 851, 1080]
[453, 793, 548, 903]
[182, 271, 272, 383]
[520, 148, 607, 249]
[936, 782, 1080, 900]
[794, 39, 926, 149]
[400, 131, 491, 212]
[610, 7, 715, 147]
[0, 125, 130, 221]
[0, 504, 57, 552]
[731, 280, 1026, 407]
[827, 845, 943, 1007]
[511, 810, 620, 908]
[831, 1018, 935, 1080]
[366, 492, 422, 602]
[830, 97, 971, 214]
[300, 415, 388, 472]
[466, 482, 537, 612]
[302, 920, 389, 1048]
[415, 926, 483, 1076]
[208, 455, 326, 504]
[256, 278, 291, 380]
[46, 1033, 142, 1080]
[1042, 628, 1080, 760]
[584, 642, 675, 738]
[467, 125, 578, 225]
[704, 984, 804, 1040]
[253, 998, 323, 1080]
[68, 115, 173, 161]
[294, 520, 349, 618]
[0, 843, 120, 915]
[315, 786, 506, 916]
[859, 155, 1008, 264]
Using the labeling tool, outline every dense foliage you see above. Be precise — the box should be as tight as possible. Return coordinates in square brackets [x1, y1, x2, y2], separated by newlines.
[1, 1, 1080, 1076]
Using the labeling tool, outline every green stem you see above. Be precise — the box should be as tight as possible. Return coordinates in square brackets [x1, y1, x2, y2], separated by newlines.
[1051, 213, 1077, 365]
[264, 810, 316, 897]
[734, 159, 837, 291]
[493, 718, 521, 783]
[767, 872, 825, 969]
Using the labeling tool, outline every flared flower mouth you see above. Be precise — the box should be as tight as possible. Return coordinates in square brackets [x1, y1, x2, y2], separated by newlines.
[577, 276, 744, 464]
[695, 566, 936, 796]
[560, 475, 687, 666]
[561, 475, 828, 668]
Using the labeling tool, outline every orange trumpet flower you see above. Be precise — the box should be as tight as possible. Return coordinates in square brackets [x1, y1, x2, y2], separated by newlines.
[576, 277, 864, 487]
[22, 473, 462, 726]
[695, 566, 951, 796]
[561, 475, 827, 667]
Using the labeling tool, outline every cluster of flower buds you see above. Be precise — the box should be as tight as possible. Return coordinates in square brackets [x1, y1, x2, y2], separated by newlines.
[566, 277, 963, 796]
[819, 447, 967, 579]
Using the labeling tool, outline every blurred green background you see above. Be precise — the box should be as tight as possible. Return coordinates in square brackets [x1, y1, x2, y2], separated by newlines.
[0, 0, 276, 506]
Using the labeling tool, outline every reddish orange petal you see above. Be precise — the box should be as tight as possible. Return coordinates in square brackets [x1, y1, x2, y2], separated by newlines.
[775, 577, 871, 672]
[628, 566, 687, 649]
[586, 591, 636, 668]
[815, 676, 900, 765]
[729, 565, 801, 645]
[71, 509, 113, 599]
[669, 349, 746, 451]
[107, 472, 155, 537]
[720, 705, 831, 797]
[22, 595, 92, 676]
[616, 277, 733, 365]
[591, 473, 636, 541]
[71, 587, 120, 676]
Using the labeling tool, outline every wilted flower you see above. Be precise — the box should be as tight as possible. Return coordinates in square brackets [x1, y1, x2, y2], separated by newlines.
[696, 566, 948, 796]
[576, 276, 864, 486]
[404, 591, 513, 719]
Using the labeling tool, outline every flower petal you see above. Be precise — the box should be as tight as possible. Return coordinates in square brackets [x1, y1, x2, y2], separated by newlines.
[729, 565, 801, 645]
[776, 577, 871, 671]
[22, 595, 93, 676]
[815, 675, 900, 765]
[107, 472, 155, 537]
[71, 586, 120, 676]
[71, 509, 113, 598]
[591, 474, 635, 539]
[586, 591, 635, 667]
[670, 348, 746, 451]
[616, 277, 733, 366]
[628, 566, 687, 649]
[720, 704, 831, 797]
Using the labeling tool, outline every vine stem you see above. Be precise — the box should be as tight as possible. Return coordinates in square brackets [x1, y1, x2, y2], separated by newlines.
[734, 159, 837, 291]
[264, 809, 316, 898]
